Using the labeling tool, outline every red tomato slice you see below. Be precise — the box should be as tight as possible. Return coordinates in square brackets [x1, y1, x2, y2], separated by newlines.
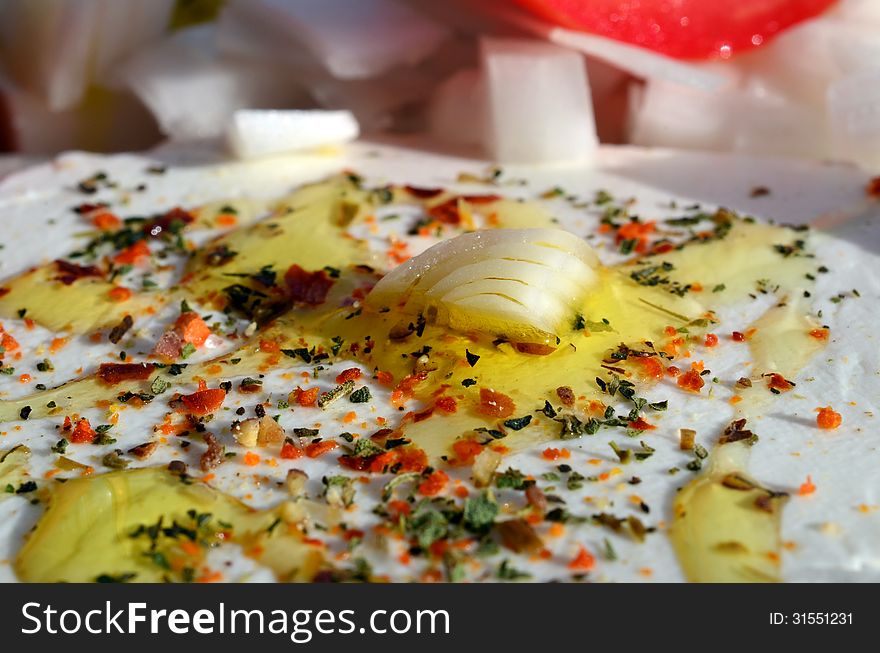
[513, 0, 838, 59]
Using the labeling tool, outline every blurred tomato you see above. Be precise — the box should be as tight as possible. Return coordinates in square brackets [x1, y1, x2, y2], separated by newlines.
[513, 0, 838, 59]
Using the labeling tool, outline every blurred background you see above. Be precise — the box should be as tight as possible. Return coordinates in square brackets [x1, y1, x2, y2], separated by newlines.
[0, 0, 877, 170]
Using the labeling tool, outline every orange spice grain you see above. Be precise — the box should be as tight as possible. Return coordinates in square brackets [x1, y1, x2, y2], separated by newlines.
[242, 451, 261, 466]
[798, 475, 816, 496]
[677, 366, 704, 393]
[108, 286, 133, 302]
[216, 214, 237, 227]
[541, 447, 570, 461]
[92, 211, 121, 230]
[816, 406, 842, 430]
[196, 570, 223, 583]
[418, 470, 449, 496]
[568, 546, 595, 571]
[342, 411, 358, 424]
[809, 328, 829, 341]
[50, 337, 69, 353]
[179, 540, 202, 556]
[304, 440, 338, 458]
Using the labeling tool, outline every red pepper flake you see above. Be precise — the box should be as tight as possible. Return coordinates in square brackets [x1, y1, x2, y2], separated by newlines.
[0, 326, 19, 355]
[144, 207, 195, 237]
[616, 220, 656, 254]
[866, 176, 880, 198]
[113, 239, 151, 265]
[387, 500, 411, 518]
[633, 356, 664, 381]
[568, 546, 595, 571]
[53, 259, 103, 285]
[404, 185, 444, 199]
[259, 339, 280, 353]
[108, 286, 133, 303]
[798, 475, 816, 496]
[809, 328, 829, 341]
[451, 439, 483, 466]
[461, 194, 501, 204]
[291, 386, 319, 407]
[816, 406, 842, 430]
[628, 417, 657, 431]
[304, 440, 338, 458]
[175, 312, 211, 347]
[242, 451, 261, 467]
[542, 447, 570, 461]
[180, 387, 226, 416]
[70, 417, 97, 444]
[284, 264, 335, 305]
[677, 366, 705, 393]
[97, 362, 156, 385]
[92, 210, 121, 231]
[390, 372, 428, 408]
[280, 439, 304, 459]
[476, 388, 515, 419]
[426, 198, 462, 225]
[335, 367, 362, 384]
[765, 373, 795, 393]
[434, 396, 458, 414]
[418, 470, 449, 496]
[704, 333, 719, 347]
[731, 328, 757, 342]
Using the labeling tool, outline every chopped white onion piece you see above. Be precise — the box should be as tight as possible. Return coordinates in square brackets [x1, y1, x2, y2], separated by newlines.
[828, 69, 880, 169]
[629, 79, 735, 151]
[428, 68, 486, 150]
[226, 109, 359, 159]
[834, 0, 880, 25]
[485, 2, 732, 92]
[481, 37, 598, 164]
